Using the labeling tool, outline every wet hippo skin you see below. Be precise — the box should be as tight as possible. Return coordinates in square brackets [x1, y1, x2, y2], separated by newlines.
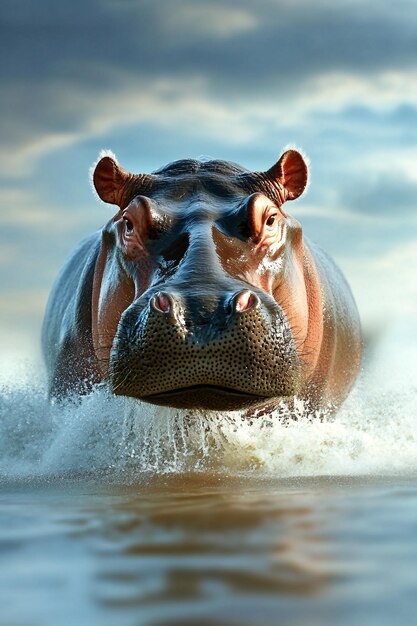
[42, 149, 362, 412]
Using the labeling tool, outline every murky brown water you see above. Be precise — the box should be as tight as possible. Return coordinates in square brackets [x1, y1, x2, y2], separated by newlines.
[2, 473, 417, 626]
[1, 320, 417, 625]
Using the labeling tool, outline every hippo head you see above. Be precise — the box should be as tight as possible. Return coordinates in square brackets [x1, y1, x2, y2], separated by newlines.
[91, 150, 310, 410]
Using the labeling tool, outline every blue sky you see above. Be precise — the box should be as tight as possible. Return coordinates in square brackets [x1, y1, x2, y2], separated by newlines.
[1, 0, 417, 374]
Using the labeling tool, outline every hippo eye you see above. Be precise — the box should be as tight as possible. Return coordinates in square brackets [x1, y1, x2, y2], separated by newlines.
[123, 216, 134, 232]
[265, 214, 277, 227]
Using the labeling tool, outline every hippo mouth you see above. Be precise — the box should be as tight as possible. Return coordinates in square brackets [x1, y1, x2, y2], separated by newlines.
[139, 384, 270, 410]
[109, 291, 303, 411]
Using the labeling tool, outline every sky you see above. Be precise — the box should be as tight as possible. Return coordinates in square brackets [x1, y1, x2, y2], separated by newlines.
[1, 0, 417, 376]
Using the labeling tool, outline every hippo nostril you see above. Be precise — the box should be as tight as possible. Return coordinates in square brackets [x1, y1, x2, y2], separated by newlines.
[233, 289, 259, 313]
[152, 291, 172, 314]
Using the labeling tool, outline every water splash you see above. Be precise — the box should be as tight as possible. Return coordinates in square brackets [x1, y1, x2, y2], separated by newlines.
[0, 316, 416, 482]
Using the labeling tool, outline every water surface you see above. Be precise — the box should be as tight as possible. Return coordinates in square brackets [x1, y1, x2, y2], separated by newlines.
[1, 318, 416, 625]
[1, 474, 417, 626]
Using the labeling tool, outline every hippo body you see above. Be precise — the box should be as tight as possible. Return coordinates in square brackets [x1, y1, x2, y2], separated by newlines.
[42, 150, 362, 412]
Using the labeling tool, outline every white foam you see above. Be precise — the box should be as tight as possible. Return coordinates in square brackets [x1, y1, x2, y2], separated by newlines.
[0, 315, 416, 482]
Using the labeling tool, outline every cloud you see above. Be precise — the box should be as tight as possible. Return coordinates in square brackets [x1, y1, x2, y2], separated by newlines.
[2, 0, 417, 175]
[3, 67, 417, 180]
[302, 71, 417, 114]
[341, 238, 417, 327]
[156, 1, 258, 38]
[359, 145, 417, 185]
[341, 176, 417, 217]
[0, 75, 260, 175]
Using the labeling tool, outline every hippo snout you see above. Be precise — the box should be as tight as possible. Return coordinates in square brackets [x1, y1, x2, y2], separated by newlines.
[109, 289, 303, 410]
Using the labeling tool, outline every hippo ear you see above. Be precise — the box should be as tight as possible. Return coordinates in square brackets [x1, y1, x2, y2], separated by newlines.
[268, 149, 308, 201]
[93, 154, 130, 205]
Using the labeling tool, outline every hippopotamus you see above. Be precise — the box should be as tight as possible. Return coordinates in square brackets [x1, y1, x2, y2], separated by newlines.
[42, 148, 362, 412]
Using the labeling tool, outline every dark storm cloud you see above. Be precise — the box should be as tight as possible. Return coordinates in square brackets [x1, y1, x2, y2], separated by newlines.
[3, 0, 417, 84]
[2, 0, 417, 156]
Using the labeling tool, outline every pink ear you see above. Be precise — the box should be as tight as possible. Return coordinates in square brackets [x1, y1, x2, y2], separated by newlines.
[268, 149, 308, 200]
[93, 156, 129, 205]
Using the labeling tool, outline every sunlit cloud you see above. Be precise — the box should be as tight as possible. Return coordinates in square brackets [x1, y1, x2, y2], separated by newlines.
[3, 68, 417, 177]
[159, 2, 258, 38]
[359, 146, 417, 185]
[0, 75, 259, 175]
[301, 70, 417, 113]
